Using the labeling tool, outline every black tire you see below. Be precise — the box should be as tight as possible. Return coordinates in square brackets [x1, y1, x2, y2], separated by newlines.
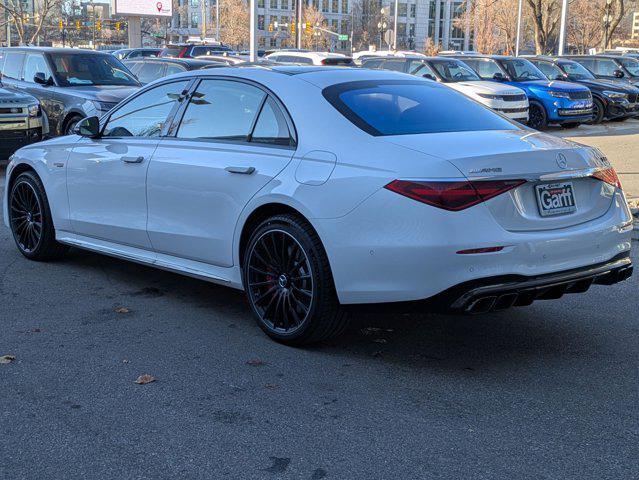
[64, 115, 82, 135]
[560, 122, 581, 129]
[8, 171, 68, 261]
[528, 102, 548, 130]
[590, 98, 605, 124]
[242, 214, 347, 345]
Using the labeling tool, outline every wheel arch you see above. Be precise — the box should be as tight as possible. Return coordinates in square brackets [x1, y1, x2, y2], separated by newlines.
[60, 110, 85, 135]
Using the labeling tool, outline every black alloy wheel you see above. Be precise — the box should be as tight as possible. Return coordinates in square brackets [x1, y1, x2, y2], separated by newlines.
[10, 179, 42, 254]
[243, 214, 347, 345]
[528, 103, 548, 130]
[8, 172, 68, 261]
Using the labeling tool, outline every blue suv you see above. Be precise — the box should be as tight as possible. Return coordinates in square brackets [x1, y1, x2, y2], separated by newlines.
[442, 54, 593, 130]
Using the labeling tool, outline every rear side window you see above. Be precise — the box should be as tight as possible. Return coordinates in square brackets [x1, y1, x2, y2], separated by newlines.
[383, 60, 407, 72]
[323, 80, 519, 136]
[596, 59, 621, 76]
[462, 59, 503, 80]
[322, 58, 354, 66]
[165, 64, 187, 76]
[176, 79, 265, 141]
[251, 97, 292, 145]
[362, 58, 384, 69]
[2, 52, 25, 80]
[23, 54, 51, 83]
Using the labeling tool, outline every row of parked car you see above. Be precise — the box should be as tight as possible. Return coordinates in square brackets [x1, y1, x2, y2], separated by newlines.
[0, 45, 638, 159]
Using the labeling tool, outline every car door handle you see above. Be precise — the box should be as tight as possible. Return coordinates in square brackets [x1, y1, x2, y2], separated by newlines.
[225, 166, 255, 175]
[121, 156, 145, 164]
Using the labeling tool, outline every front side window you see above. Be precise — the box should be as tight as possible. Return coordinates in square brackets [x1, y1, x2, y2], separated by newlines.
[50, 53, 139, 86]
[177, 79, 265, 141]
[23, 54, 51, 83]
[323, 80, 519, 136]
[500, 59, 545, 81]
[532, 61, 563, 80]
[462, 58, 505, 80]
[136, 62, 166, 84]
[382, 60, 407, 72]
[1, 51, 25, 80]
[619, 58, 639, 76]
[103, 80, 189, 137]
[410, 62, 437, 79]
[429, 59, 480, 82]
[559, 61, 595, 80]
[596, 59, 620, 76]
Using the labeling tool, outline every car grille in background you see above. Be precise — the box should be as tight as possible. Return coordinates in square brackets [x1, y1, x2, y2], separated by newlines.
[497, 107, 528, 113]
[568, 91, 592, 100]
[501, 94, 527, 102]
[628, 93, 639, 103]
[0, 107, 24, 114]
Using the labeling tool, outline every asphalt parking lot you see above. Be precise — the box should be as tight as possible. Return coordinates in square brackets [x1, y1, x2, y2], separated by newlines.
[1, 154, 638, 477]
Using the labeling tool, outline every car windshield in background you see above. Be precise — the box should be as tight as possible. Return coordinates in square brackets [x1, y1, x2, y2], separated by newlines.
[560, 61, 595, 80]
[501, 59, 546, 81]
[429, 60, 480, 82]
[619, 58, 639, 76]
[323, 80, 519, 136]
[50, 53, 139, 87]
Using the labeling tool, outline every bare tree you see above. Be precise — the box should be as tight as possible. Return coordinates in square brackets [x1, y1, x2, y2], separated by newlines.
[455, 0, 520, 54]
[350, 0, 382, 51]
[0, 0, 62, 45]
[301, 4, 328, 49]
[218, 0, 249, 49]
[525, 0, 562, 54]
[601, 0, 625, 48]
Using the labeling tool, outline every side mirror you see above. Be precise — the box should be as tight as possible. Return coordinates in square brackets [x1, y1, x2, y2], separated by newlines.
[493, 72, 505, 81]
[555, 74, 567, 81]
[75, 116, 101, 138]
[422, 73, 435, 80]
[33, 72, 53, 86]
[613, 69, 625, 78]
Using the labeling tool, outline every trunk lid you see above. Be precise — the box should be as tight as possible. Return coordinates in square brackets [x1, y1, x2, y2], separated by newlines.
[385, 130, 615, 232]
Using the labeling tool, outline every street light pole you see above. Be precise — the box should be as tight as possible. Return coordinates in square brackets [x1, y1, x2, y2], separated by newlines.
[249, 0, 257, 61]
[515, 0, 522, 56]
[557, 0, 568, 55]
[393, 0, 398, 50]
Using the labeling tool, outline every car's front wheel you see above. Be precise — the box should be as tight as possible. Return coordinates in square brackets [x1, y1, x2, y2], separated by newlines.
[243, 214, 347, 345]
[64, 115, 82, 135]
[8, 172, 68, 261]
[528, 102, 548, 130]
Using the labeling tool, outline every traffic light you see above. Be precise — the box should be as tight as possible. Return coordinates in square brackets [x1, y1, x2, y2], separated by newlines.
[291, 21, 295, 34]
[75, 20, 81, 30]
[58, 19, 63, 31]
[115, 22, 121, 31]
[268, 23, 273, 32]
[96, 21, 101, 31]
[305, 21, 311, 33]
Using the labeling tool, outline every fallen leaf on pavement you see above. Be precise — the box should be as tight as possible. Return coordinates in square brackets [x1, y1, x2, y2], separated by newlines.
[0, 355, 16, 364]
[135, 374, 156, 384]
[115, 307, 130, 314]
[246, 359, 266, 367]
[265, 383, 279, 390]
[122, 359, 130, 364]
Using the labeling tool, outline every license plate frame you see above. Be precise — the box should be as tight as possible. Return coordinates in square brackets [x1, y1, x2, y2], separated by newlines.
[535, 182, 577, 217]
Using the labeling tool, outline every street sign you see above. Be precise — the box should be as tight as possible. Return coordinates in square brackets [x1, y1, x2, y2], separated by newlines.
[338, 34, 348, 41]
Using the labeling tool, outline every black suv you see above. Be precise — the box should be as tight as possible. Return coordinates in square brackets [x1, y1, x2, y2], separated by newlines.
[562, 55, 639, 88]
[0, 47, 140, 136]
[527, 56, 639, 123]
[159, 44, 232, 59]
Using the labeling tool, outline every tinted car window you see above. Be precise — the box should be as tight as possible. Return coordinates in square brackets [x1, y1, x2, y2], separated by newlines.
[500, 59, 546, 81]
[190, 46, 230, 56]
[595, 59, 619, 76]
[533, 61, 563, 80]
[136, 62, 166, 84]
[429, 59, 480, 81]
[559, 61, 595, 80]
[23, 53, 51, 83]
[619, 58, 639, 76]
[177, 79, 265, 141]
[361, 58, 384, 69]
[2, 52, 25, 80]
[103, 80, 189, 137]
[575, 58, 595, 71]
[383, 60, 407, 72]
[410, 62, 438, 79]
[461, 58, 503, 80]
[165, 64, 187, 76]
[323, 80, 518, 136]
[251, 97, 292, 145]
[50, 53, 139, 86]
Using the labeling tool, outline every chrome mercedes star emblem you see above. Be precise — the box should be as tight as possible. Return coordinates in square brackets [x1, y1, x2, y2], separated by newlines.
[556, 153, 568, 169]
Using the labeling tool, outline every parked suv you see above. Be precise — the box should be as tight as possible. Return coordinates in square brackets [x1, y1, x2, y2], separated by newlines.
[362, 55, 529, 123]
[0, 47, 140, 135]
[443, 54, 593, 130]
[563, 55, 639, 88]
[160, 43, 232, 58]
[0, 86, 47, 158]
[526, 56, 639, 123]
[265, 51, 355, 66]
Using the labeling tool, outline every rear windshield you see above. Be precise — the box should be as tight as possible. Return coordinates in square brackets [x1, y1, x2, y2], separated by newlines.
[161, 47, 184, 57]
[323, 80, 519, 136]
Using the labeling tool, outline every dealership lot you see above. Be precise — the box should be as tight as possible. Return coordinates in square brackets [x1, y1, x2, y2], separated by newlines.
[1, 162, 638, 479]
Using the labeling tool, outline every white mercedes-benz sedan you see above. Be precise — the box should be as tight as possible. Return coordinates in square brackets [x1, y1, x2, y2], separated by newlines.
[4, 66, 634, 344]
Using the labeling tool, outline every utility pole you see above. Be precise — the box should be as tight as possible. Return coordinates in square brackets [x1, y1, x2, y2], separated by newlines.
[249, 0, 257, 61]
[296, 0, 302, 49]
[515, 0, 523, 56]
[201, 0, 207, 40]
[392, 0, 398, 50]
[216, 0, 220, 41]
[557, 0, 568, 55]
[91, 0, 96, 49]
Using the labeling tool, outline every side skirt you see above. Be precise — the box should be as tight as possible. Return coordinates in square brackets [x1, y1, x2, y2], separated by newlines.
[56, 231, 244, 290]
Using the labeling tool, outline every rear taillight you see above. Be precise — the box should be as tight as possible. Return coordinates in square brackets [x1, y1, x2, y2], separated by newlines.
[591, 167, 622, 189]
[384, 179, 526, 211]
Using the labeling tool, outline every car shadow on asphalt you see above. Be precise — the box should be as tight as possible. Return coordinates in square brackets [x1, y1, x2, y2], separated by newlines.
[58, 246, 593, 375]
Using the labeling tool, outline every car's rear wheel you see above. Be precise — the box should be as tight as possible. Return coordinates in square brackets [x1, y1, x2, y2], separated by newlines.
[8, 172, 68, 261]
[528, 102, 548, 130]
[243, 214, 347, 345]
